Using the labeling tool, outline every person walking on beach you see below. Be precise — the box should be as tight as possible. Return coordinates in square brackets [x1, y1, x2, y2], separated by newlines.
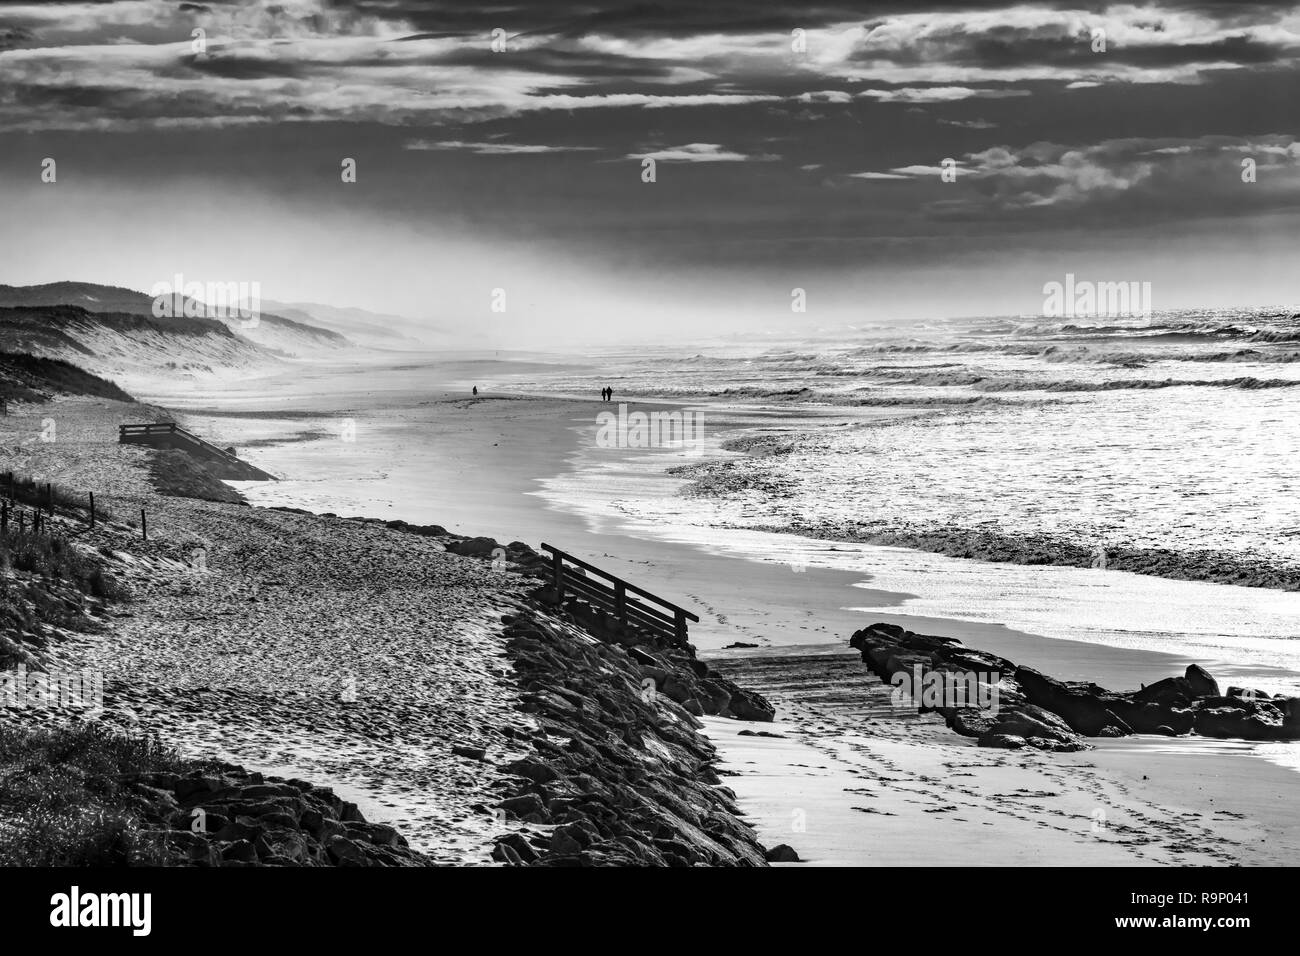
[473, 386, 478, 396]
[606, 386, 614, 403]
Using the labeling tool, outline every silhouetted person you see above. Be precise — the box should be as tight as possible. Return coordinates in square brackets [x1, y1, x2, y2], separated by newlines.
[472, 386, 478, 396]
[607, 387, 614, 403]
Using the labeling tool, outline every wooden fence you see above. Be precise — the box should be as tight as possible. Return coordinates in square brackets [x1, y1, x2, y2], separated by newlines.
[541, 543, 699, 645]
[119, 422, 241, 466]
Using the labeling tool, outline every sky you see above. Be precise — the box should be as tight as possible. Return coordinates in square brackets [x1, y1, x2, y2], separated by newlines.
[0, 1, 1298, 347]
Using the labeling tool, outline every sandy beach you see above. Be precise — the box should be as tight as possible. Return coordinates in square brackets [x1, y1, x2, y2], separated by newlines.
[1, 394, 542, 863]
[86, 356, 1300, 867]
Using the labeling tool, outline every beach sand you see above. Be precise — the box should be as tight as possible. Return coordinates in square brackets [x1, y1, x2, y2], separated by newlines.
[1, 395, 537, 863]
[10, 360, 1299, 866]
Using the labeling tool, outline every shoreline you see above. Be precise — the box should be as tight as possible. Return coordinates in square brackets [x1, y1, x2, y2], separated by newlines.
[36, 362, 1297, 867]
[0, 391, 780, 866]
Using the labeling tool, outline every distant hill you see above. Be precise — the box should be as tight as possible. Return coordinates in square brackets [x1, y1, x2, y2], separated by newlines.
[0, 282, 350, 355]
[0, 350, 134, 405]
[260, 299, 445, 349]
[0, 304, 265, 385]
[0, 281, 157, 314]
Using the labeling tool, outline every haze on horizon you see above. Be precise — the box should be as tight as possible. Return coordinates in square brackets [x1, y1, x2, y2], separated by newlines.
[1, 0, 1298, 349]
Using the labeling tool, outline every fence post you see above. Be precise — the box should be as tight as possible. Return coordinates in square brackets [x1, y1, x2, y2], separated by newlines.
[88, 492, 95, 530]
[674, 609, 687, 646]
[551, 550, 564, 601]
[141, 508, 147, 542]
[615, 580, 628, 629]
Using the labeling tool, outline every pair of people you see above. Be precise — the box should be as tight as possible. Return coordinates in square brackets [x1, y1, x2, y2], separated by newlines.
[600, 386, 615, 402]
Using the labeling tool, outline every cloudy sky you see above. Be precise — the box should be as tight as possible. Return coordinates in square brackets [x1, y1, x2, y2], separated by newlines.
[0, 1, 1298, 345]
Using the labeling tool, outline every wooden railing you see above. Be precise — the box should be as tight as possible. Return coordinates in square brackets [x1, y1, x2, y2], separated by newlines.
[541, 543, 699, 645]
[119, 422, 240, 465]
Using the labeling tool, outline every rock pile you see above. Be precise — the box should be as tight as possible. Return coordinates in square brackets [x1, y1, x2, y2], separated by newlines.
[850, 622, 1300, 750]
[489, 608, 771, 866]
[119, 764, 432, 866]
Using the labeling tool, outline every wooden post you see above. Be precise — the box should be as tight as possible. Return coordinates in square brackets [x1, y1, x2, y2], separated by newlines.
[47, 483, 53, 515]
[141, 508, 147, 542]
[552, 550, 564, 601]
[88, 492, 95, 530]
[615, 580, 628, 629]
[674, 609, 687, 646]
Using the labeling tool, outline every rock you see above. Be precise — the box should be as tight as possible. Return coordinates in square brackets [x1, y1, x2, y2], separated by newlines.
[448, 536, 500, 558]
[627, 646, 660, 666]
[324, 835, 367, 866]
[726, 687, 776, 722]
[492, 842, 522, 865]
[498, 794, 546, 819]
[222, 839, 257, 863]
[697, 679, 732, 715]
[764, 844, 801, 862]
[978, 733, 1028, 749]
[1184, 664, 1220, 698]
[948, 707, 1000, 738]
[549, 826, 585, 856]
[346, 821, 405, 848]
[1014, 666, 1132, 737]
[1227, 686, 1270, 699]
[1132, 676, 1192, 708]
[494, 833, 540, 864]
[989, 704, 1083, 747]
[452, 745, 487, 761]
[174, 775, 224, 800]
[501, 758, 560, 784]
[1192, 704, 1281, 740]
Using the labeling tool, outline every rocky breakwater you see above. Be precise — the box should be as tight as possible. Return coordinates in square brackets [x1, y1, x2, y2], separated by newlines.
[487, 606, 775, 866]
[850, 622, 1300, 750]
[120, 764, 431, 866]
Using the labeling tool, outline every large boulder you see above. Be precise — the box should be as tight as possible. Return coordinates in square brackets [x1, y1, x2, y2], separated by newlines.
[988, 704, 1083, 748]
[447, 536, 501, 558]
[726, 687, 775, 722]
[1184, 664, 1220, 698]
[1191, 705, 1281, 740]
[1131, 676, 1193, 709]
[1015, 666, 1132, 737]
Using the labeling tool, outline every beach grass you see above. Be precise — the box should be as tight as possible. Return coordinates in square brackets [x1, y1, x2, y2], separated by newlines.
[0, 723, 182, 866]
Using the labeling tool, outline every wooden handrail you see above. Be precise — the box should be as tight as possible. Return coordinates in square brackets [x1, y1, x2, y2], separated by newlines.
[540, 543, 699, 645]
[120, 422, 240, 464]
[540, 543, 699, 621]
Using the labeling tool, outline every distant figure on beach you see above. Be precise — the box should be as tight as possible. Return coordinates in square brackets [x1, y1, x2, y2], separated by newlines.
[472, 386, 478, 396]
[606, 386, 614, 403]
[600, 386, 610, 402]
